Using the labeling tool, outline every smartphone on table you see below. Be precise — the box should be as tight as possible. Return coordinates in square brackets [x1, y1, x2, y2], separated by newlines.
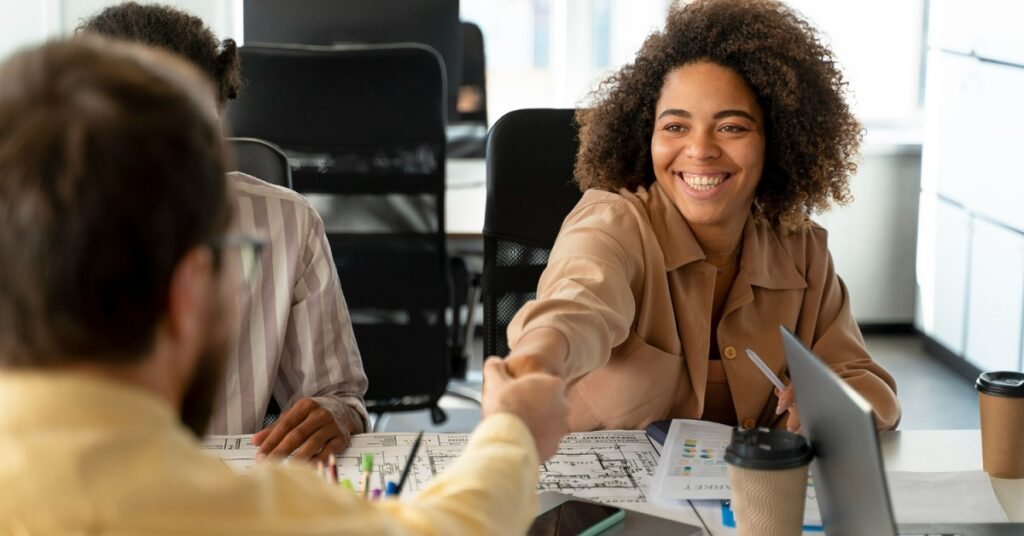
[528, 499, 625, 536]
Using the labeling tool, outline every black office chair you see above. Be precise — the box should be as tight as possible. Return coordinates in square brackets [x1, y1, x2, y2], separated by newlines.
[226, 137, 293, 189]
[447, 21, 488, 159]
[456, 21, 487, 126]
[482, 109, 583, 358]
[244, 0, 462, 118]
[227, 43, 457, 423]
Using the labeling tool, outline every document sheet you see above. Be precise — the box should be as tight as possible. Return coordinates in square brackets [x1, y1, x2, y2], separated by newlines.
[202, 430, 662, 504]
[649, 419, 734, 500]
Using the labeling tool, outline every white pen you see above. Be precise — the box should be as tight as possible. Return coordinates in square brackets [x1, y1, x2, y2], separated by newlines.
[745, 348, 787, 392]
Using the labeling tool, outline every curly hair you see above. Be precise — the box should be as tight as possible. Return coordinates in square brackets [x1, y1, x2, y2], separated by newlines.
[575, 0, 862, 226]
[78, 2, 241, 105]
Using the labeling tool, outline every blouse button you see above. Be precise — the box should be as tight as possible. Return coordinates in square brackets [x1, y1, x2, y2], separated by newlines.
[723, 346, 737, 359]
[742, 418, 756, 429]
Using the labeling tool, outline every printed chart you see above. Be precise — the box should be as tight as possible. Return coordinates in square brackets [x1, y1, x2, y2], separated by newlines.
[650, 419, 735, 500]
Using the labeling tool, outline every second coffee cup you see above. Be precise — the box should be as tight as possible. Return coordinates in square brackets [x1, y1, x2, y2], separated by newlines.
[725, 427, 813, 536]
[976, 371, 1024, 479]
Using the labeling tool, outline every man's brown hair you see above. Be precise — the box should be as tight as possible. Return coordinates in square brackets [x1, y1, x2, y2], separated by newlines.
[0, 37, 232, 366]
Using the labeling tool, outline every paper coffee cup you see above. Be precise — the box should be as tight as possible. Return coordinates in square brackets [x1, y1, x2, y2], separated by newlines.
[725, 427, 812, 536]
[976, 371, 1024, 479]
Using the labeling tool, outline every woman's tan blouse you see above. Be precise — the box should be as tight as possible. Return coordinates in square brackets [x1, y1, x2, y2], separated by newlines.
[508, 183, 901, 432]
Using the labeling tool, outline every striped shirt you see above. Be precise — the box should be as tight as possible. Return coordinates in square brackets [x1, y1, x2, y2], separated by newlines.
[208, 172, 369, 435]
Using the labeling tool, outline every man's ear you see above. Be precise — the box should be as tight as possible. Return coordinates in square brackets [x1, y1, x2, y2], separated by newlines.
[165, 246, 216, 346]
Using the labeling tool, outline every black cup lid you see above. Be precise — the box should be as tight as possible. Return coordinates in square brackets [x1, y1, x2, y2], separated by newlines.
[724, 427, 813, 470]
[976, 371, 1024, 398]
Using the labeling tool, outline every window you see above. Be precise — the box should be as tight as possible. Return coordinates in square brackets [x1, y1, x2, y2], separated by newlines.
[462, 0, 925, 126]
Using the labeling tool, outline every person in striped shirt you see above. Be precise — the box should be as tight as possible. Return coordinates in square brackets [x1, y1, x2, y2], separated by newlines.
[80, 2, 369, 463]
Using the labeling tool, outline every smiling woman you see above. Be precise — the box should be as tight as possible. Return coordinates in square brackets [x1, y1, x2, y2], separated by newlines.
[499, 0, 901, 434]
[650, 62, 765, 246]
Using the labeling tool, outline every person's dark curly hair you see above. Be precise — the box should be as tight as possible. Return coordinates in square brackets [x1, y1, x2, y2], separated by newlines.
[575, 0, 862, 227]
[78, 2, 241, 106]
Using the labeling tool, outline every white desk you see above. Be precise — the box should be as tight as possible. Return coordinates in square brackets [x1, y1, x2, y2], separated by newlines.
[445, 158, 486, 238]
[206, 428, 1020, 534]
[675, 429, 1023, 535]
[881, 429, 1024, 521]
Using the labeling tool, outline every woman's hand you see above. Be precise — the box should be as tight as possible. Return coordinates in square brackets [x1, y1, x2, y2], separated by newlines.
[775, 385, 801, 432]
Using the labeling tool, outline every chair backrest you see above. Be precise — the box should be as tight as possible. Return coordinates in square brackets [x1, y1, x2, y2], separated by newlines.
[226, 137, 292, 189]
[243, 0, 461, 117]
[482, 109, 583, 357]
[456, 21, 487, 125]
[227, 43, 451, 415]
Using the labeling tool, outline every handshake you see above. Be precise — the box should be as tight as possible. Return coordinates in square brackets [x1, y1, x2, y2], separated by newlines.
[481, 356, 570, 461]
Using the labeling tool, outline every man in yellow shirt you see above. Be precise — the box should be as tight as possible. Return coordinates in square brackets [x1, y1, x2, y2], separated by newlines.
[0, 38, 569, 534]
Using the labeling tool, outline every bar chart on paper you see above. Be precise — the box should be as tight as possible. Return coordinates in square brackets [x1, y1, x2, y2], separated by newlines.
[650, 419, 734, 501]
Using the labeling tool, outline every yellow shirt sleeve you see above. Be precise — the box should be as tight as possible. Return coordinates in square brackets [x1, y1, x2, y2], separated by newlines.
[169, 413, 540, 535]
[0, 376, 542, 536]
[373, 413, 540, 535]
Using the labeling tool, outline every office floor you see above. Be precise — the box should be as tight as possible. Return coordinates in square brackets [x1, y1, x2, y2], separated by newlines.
[865, 333, 979, 429]
[375, 333, 980, 433]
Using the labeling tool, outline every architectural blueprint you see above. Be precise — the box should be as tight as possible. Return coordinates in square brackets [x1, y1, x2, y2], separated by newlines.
[201, 430, 661, 504]
[201, 435, 259, 471]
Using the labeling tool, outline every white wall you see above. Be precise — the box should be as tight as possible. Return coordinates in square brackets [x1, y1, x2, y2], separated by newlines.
[0, 0, 62, 59]
[818, 144, 922, 324]
[59, 0, 241, 39]
[0, 0, 241, 63]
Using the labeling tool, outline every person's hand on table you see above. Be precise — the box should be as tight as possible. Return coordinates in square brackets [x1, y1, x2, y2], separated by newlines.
[252, 397, 356, 464]
[775, 385, 802, 433]
[482, 357, 569, 461]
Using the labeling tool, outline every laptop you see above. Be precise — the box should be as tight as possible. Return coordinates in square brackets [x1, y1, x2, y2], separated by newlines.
[780, 326, 1023, 536]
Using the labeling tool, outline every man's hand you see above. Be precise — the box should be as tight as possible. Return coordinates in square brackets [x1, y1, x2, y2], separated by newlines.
[252, 398, 354, 464]
[775, 386, 801, 433]
[482, 357, 569, 461]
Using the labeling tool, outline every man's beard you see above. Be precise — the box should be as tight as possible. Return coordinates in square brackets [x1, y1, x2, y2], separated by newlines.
[180, 342, 227, 436]
[179, 294, 230, 436]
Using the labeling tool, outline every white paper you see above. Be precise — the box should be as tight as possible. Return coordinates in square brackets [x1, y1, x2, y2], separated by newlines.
[202, 430, 662, 504]
[758, 471, 1007, 526]
[887, 470, 1008, 524]
[201, 435, 259, 471]
[650, 419, 734, 500]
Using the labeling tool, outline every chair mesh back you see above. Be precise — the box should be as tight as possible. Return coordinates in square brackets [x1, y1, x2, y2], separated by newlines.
[483, 109, 582, 357]
[482, 239, 551, 356]
[227, 44, 450, 413]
